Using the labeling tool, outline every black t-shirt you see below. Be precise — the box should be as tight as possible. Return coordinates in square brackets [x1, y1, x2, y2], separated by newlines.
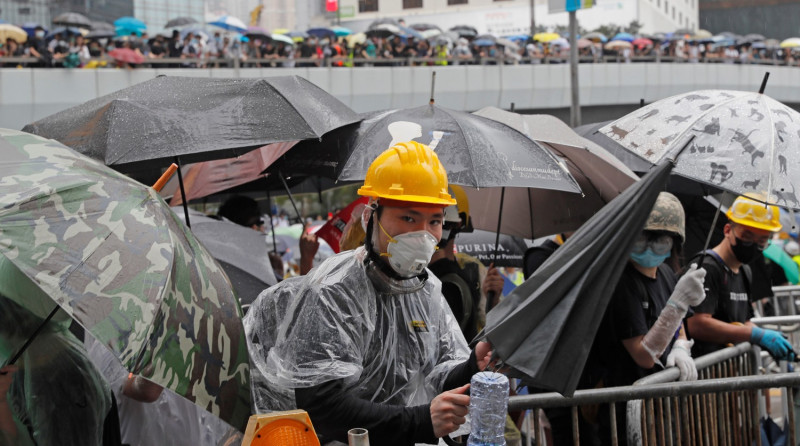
[582, 263, 678, 389]
[300, 43, 315, 58]
[690, 252, 752, 356]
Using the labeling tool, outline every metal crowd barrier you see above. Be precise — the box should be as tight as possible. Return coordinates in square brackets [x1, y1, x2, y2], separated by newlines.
[509, 367, 799, 446]
[509, 287, 800, 446]
[627, 343, 765, 446]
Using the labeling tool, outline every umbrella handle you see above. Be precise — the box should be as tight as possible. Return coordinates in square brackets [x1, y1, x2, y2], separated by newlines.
[152, 163, 178, 192]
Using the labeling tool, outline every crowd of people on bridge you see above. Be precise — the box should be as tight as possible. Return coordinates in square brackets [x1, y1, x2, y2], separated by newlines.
[2, 18, 799, 69]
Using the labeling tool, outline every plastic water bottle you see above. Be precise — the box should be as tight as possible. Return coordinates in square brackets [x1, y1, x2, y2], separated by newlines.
[467, 372, 509, 446]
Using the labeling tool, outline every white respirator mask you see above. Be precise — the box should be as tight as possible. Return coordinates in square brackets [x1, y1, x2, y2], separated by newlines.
[378, 221, 438, 278]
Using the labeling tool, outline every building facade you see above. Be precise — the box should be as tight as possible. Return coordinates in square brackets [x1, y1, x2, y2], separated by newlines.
[332, 0, 697, 35]
[699, 0, 800, 41]
[0, 0, 133, 28]
[134, 0, 205, 32]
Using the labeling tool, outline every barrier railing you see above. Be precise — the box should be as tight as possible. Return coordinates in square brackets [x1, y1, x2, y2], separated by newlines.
[627, 343, 762, 446]
[509, 370, 800, 446]
[1, 53, 797, 69]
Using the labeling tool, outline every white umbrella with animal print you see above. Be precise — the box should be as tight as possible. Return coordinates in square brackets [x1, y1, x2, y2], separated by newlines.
[599, 88, 800, 210]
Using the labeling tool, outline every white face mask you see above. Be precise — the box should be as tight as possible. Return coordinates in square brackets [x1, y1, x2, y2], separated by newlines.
[378, 221, 438, 278]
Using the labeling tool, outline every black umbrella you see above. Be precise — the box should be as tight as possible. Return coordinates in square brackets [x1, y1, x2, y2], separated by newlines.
[481, 159, 674, 396]
[173, 209, 277, 309]
[166, 16, 198, 28]
[52, 12, 92, 28]
[23, 76, 360, 172]
[23, 76, 360, 227]
[455, 229, 531, 268]
[278, 106, 580, 191]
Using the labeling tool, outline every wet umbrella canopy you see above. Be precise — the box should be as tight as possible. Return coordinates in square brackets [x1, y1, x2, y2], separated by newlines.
[599, 89, 800, 210]
[481, 160, 674, 396]
[22, 76, 360, 173]
[52, 12, 92, 28]
[0, 128, 251, 429]
[172, 209, 277, 308]
[279, 106, 581, 191]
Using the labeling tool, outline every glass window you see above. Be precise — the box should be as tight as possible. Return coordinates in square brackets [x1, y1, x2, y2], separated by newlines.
[359, 0, 378, 12]
[448, 0, 467, 5]
[403, 0, 422, 8]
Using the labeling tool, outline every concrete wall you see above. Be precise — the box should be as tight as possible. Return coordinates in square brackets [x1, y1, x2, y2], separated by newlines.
[3, 63, 800, 130]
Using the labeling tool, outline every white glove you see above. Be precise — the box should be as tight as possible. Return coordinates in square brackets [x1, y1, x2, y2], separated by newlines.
[641, 265, 706, 360]
[666, 338, 697, 381]
[668, 264, 707, 310]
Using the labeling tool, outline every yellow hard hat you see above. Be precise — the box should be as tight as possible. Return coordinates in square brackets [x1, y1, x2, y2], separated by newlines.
[357, 141, 456, 206]
[443, 185, 473, 232]
[726, 195, 782, 232]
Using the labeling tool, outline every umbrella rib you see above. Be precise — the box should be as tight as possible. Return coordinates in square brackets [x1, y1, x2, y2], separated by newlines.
[448, 109, 480, 186]
[762, 94, 778, 205]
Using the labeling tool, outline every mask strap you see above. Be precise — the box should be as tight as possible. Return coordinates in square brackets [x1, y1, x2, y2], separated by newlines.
[376, 220, 396, 258]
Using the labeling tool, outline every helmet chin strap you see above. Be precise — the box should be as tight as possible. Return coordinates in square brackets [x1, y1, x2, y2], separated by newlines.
[363, 205, 428, 282]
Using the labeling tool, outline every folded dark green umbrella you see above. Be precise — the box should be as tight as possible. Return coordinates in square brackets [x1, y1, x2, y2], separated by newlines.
[481, 159, 673, 396]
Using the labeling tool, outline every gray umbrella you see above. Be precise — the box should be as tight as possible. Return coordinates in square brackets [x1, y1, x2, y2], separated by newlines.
[52, 12, 92, 28]
[173, 208, 276, 308]
[166, 16, 199, 28]
[481, 159, 674, 396]
[22, 76, 360, 173]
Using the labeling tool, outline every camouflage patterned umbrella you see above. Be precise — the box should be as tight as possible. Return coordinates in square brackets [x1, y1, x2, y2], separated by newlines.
[0, 128, 251, 430]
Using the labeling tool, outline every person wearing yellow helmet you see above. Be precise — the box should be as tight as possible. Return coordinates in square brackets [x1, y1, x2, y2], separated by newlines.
[244, 141, 494, 446]
[686, 195, 795, 361]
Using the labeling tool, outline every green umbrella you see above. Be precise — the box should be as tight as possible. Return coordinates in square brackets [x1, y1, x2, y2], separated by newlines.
[0, 128, 251, 430]
[764, 241, 800, 284]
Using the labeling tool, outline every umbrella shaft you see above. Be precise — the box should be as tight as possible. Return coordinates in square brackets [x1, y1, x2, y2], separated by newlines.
[4, 305, 60, 368]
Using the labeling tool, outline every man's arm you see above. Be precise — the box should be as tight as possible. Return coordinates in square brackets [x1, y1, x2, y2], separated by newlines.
[295, 380, 438, 445]
[686, 313, 753, 345]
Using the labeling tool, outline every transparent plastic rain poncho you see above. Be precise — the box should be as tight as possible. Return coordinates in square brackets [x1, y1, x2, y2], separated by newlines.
[244, 246, 470, 413]
[0, 297, 111, 446]
[85, 337, 241, 446]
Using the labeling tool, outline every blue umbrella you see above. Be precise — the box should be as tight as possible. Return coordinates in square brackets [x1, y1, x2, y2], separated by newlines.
[503, 34, 530, 43]
[114, 16, 147, 32]
[46, 27, 82, 40]
[307, 27, 336, 39]
[332, 26, 352, 37]
[611, 32, 635, 42]
[207, 15, 247, 33]
[472, 38, 496, 47]
[22, 23, 45, 38]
